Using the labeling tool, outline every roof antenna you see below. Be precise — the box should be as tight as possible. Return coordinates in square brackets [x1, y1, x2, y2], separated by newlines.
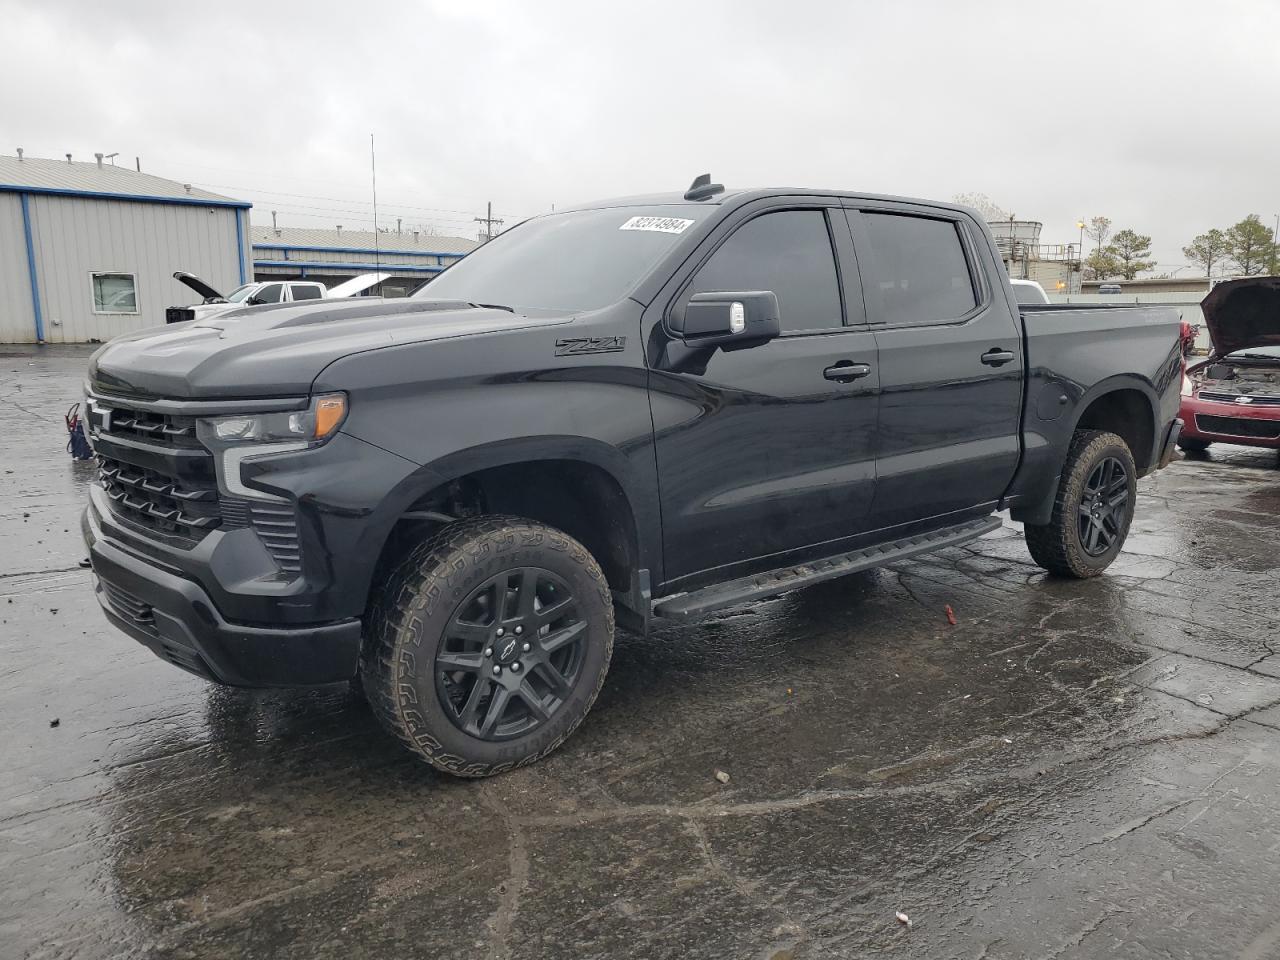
[684, 173, 724, 201]
[370, 133, 381, 282]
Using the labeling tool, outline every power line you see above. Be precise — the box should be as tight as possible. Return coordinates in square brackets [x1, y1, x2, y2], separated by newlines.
[189, 180, 491, 218]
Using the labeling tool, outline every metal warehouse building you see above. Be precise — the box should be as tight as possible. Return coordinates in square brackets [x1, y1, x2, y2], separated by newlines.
[0, 153, 250, 343]
[251, 226, 477, 298]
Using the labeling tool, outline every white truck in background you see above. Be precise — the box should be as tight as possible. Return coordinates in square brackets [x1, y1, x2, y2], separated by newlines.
[165, 271, 390, 324]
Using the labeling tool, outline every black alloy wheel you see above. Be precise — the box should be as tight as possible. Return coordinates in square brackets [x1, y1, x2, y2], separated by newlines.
[1077, 456, 1128, 557]
[436, 567, 586, 741]
[361, 515, 614, 777]
[1024, 429, 1137, 578]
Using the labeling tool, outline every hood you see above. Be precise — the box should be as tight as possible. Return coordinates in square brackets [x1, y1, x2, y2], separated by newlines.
[89, 298, 569, 400]
[325, 272, 390, 298]
[173, 271, 226, 303]
[1201, 276, 1280, 357]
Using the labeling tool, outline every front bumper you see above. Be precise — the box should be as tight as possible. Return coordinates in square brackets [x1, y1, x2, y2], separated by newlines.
[85, 503, 362, 686]
[1179, 395, 1280, 449]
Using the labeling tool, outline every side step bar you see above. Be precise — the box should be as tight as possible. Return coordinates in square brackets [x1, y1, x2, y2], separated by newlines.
[652, 515, 1004, 620]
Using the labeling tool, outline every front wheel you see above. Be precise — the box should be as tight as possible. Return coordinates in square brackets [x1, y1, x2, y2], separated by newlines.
[1024, 430, 1137, 578]
[361, 516, 614, 777]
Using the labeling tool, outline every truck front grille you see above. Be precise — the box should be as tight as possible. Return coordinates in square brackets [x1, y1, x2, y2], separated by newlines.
[1199, 390, 1280, 407]
[104, 408, 202, 448]
[91, 393, 302, 574]
[98, 455, 222, 542]
[1195, 414, 1280, 439]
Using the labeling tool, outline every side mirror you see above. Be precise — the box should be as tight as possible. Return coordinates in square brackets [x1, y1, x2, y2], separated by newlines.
[672, 291, 781, 349]
[245, 295, 264, 306]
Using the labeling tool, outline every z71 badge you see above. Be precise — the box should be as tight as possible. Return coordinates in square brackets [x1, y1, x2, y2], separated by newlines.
[555, 336, 627, 357]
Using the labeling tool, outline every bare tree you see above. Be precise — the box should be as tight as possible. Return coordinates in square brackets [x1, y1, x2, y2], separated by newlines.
[1083, 216, 1112, 258]
[954, 193, 1010, 222]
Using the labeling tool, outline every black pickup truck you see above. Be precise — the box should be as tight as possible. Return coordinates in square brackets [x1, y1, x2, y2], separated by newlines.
[82, 177, 1183, 776]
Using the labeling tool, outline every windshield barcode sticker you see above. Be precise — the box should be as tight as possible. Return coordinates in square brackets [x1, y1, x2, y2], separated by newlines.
[620, 216, 695, 234]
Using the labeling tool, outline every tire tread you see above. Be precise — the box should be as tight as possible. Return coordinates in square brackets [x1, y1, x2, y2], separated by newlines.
[360, 515, 614, 778]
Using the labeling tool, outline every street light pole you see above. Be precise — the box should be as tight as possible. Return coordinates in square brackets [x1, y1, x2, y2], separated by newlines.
[1076, 220, 1086, 293]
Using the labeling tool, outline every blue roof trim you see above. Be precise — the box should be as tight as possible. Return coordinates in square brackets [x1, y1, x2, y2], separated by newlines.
[252, 243, 465, 259]
[0, 184, 251, 209]
[252, 259, 445, 274]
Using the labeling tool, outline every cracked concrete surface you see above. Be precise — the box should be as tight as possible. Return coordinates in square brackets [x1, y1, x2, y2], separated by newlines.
[3, 346, 1280, 959]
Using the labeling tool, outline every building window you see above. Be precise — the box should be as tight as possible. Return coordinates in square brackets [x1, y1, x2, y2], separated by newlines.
[91, 273, 139, 314]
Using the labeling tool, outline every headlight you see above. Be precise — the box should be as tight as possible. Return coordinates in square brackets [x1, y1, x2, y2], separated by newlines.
[201, 393, 347, 445]
[196, 393, 347, 501]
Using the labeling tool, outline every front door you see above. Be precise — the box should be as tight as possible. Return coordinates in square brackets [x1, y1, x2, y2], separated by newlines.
[647, 204, 880, 590]
[848, 205, 1024, 529]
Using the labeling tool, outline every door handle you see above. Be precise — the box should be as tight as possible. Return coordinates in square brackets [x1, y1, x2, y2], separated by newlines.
[823, 362, 872, 383]
[980, 348, 1016, 367]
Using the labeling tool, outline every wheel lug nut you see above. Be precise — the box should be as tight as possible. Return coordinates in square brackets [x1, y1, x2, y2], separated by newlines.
[496, 628, 505, 638]
[484, 647, 493, 657]
[511, 662, 521, 672]
[492, 665, 502, 676]
[515, 626, 523, 635]
[522, 642, 531, 652]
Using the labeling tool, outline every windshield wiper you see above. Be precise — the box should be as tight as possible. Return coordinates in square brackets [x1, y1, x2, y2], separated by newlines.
[468, 301, 515, 313]
[1235, 352, 1280, 361]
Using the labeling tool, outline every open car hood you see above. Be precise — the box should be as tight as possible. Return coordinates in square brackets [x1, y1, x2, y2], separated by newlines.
[173, 271, 226, 303]
[326, 272, 390, 298]
[1201, 276, 1280, 357]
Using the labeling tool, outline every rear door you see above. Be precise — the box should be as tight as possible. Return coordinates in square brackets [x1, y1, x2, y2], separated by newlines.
[648, 200, 880, 589]
[847, 204, 1023, 528]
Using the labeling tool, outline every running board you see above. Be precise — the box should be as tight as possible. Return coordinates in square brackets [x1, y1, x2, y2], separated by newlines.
[652, 515, 1004, 620]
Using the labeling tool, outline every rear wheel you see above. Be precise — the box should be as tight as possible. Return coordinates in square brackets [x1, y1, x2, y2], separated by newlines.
[1177, 437, 1210, 452]
[1025, 430, 1137, 578]
[361, 516, 614, 777]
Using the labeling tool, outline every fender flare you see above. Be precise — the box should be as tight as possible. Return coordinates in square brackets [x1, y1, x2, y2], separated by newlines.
[350, 434, 661, 597]
[1011, 375, 1162, 526]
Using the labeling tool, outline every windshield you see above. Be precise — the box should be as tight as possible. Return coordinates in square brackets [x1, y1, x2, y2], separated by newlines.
[225, 284, 256, 303]
[415, 206, 712, 312]
[1229, 346, 1280, 361]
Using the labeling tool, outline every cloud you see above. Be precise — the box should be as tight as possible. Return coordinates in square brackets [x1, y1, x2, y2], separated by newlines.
[3, 0, 1277, 267]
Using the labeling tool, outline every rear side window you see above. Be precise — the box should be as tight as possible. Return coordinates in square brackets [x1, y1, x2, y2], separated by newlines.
[691, 210, 843, 332]
[860, 213, 977, 325]
[290, 284, 322, 300]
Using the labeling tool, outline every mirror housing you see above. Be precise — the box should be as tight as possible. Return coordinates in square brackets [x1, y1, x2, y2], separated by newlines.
[673, 291, 781, 349]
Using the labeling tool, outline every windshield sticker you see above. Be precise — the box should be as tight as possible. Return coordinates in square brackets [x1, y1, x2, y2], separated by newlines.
[619, 216, 695, 234]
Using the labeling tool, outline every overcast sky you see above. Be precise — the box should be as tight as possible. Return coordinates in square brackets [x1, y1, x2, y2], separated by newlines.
[3, 0, 1277, 270]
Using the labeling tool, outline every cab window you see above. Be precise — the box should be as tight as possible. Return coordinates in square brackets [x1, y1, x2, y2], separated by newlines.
[691, 210, 843, 332]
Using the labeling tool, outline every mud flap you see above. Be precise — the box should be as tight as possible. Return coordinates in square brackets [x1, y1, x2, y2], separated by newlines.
[1158, 418, 1184, 469]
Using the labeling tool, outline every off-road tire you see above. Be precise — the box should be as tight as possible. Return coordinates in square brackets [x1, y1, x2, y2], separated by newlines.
[1025, 430, 1137, 579]
[361, 515, 614, 777]
[1177, 437, 1210, 453]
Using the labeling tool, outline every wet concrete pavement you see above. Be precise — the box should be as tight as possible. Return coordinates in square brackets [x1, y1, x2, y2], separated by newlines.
[4, 346, 1280, 959]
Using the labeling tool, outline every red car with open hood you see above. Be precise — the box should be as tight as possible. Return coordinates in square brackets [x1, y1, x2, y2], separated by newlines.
[1179, 277, 1280, 452]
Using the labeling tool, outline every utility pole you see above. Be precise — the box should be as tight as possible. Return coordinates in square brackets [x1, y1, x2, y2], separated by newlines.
[475, 201, 504, 243]
[1271, 214, 1279, 275]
